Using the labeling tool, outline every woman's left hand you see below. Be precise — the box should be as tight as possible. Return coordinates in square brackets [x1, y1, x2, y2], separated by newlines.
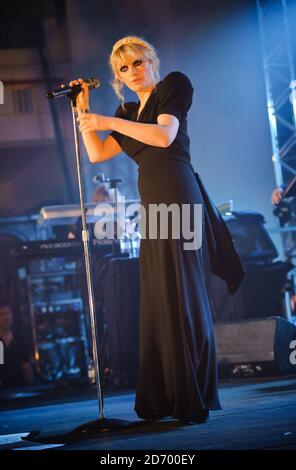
[77, 112, 112, 133]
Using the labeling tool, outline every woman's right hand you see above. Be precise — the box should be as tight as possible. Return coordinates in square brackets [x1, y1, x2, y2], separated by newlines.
[65, 78, 90, 111]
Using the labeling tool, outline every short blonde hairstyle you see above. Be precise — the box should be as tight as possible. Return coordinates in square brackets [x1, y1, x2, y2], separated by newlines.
[109, 36, 160, 106]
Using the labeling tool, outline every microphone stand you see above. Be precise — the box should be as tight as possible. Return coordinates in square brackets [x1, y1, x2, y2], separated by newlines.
[24, 87, 132, 445]
[68, 92, 131, 435]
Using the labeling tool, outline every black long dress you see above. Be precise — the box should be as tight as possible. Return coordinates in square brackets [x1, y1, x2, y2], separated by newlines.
[110, 71, 222, 420]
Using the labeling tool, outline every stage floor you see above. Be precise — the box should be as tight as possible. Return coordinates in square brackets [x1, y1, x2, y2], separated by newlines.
[0, 375, 296, 451]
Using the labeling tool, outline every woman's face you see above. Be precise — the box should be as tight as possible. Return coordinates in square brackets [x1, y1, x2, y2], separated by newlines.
[116, 52, 156, 92]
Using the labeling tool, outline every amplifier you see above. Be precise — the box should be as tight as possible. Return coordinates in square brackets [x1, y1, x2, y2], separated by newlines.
[215, 316, 296, 376]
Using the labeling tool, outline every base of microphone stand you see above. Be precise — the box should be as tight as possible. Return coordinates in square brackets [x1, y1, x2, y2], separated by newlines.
[72, 417, 132, 435]
[23, 418, 133, 444]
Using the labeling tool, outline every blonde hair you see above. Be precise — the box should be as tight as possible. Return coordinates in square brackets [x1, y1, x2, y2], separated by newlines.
[109, 36, 160, 107]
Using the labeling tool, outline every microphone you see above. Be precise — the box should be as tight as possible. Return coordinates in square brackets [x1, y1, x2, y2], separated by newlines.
[46, 78, 100, 99]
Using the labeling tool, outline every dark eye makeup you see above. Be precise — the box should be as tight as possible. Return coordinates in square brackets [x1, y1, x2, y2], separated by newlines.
[119, 59, 143, 73]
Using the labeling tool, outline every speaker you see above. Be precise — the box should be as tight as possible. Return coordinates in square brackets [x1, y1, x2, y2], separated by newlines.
[214, 316, 296, 376]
